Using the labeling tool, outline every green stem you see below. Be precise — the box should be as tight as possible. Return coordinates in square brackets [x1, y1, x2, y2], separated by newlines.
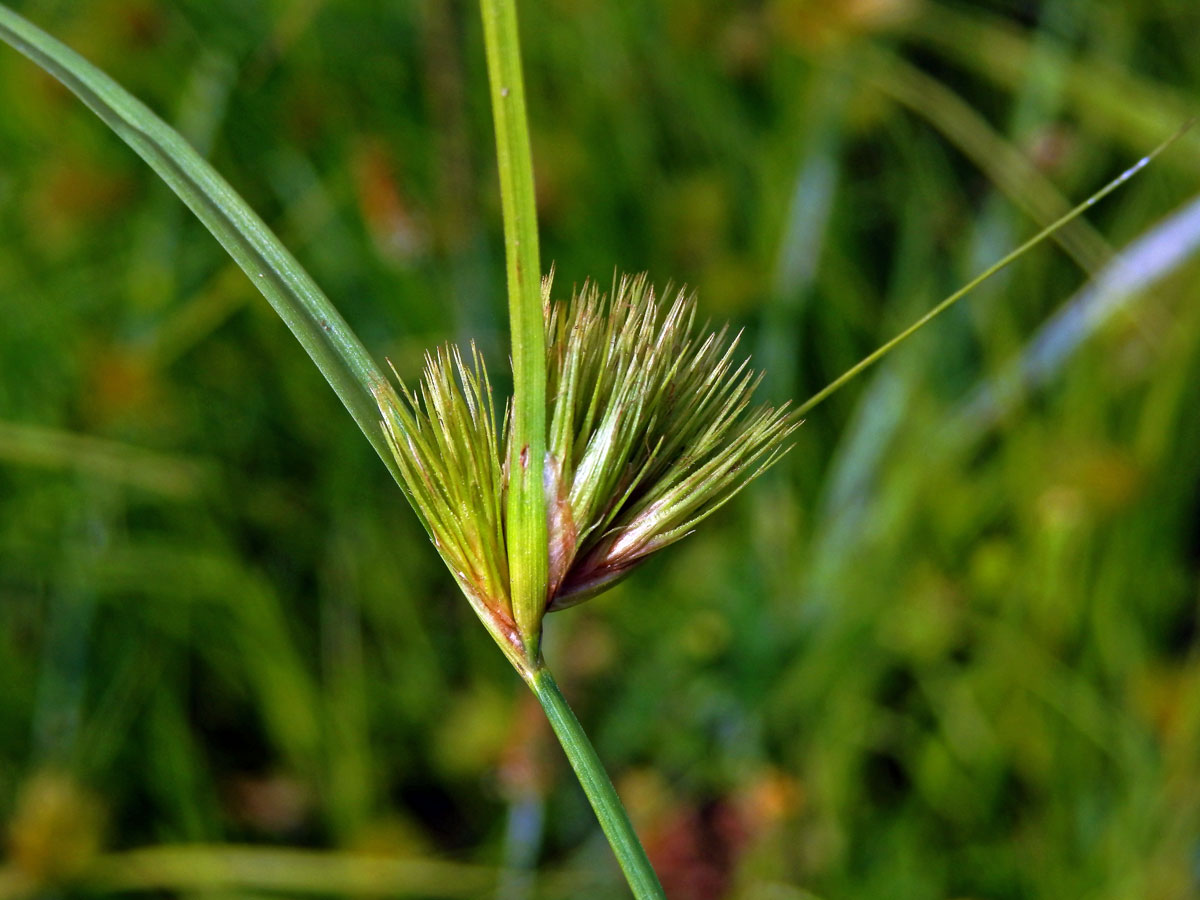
[528, 666, 666, 900]
[479, 0, 548, 657]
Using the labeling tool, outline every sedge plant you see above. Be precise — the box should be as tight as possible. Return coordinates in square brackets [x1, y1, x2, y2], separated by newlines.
[0, 3, 1188, 897]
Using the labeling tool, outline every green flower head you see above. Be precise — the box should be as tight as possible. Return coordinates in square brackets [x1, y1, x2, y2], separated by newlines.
[374, 273, 797, 660]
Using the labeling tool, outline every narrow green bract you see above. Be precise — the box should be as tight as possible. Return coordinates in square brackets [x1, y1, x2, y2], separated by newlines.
[479, 0, 547, 658]
[375, 275, 797, 654]
[0, 4, 407, 489]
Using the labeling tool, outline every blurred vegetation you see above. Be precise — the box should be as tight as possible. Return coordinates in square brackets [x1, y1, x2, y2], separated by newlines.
[1, 0, 1199, 898]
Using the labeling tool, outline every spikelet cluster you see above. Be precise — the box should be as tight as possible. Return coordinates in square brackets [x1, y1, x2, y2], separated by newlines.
[374, 274, 796, 648]
[374, 346, 514, 645]
[543, 275, 796, 605]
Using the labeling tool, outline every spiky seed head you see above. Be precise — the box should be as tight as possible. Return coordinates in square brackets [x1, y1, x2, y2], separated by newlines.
[375, 274, 797, 661]
[372, 346, 523, 667]
[542, 274, 798, 606]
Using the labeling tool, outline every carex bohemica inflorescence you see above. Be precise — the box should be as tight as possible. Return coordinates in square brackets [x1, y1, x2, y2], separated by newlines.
[373, 273, 797, 667]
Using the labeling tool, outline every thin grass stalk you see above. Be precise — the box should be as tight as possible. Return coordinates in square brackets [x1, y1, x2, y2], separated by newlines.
[529, 666, 665, 900]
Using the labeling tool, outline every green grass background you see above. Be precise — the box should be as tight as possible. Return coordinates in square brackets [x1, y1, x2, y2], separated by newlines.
[1, 1, 1199, 898]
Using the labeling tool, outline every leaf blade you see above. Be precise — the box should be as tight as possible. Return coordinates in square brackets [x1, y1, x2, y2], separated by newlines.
[0, 5, 402, 485]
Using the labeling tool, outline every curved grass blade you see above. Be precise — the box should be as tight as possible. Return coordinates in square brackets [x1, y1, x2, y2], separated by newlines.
[0, 5, 403, 486]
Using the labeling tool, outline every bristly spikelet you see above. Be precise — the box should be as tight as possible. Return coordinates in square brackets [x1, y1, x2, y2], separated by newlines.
[542, 274, 798, 607]
[374, 274, 797, 649]
[372, 345, 519, 659]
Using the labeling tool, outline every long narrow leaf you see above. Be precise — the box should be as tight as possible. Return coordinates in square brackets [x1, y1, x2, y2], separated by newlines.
[0, 5, 402, 485]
